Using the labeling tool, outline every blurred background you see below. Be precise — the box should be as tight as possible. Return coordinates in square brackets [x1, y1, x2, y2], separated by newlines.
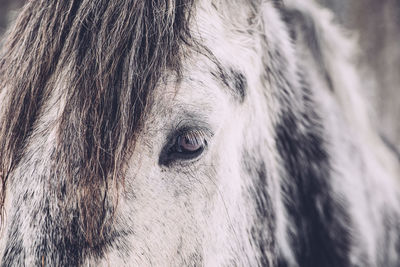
[0, 0, 399, 149]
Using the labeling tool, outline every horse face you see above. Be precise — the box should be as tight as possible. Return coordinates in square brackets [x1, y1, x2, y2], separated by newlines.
[0, 1, 282, 265]
[1, 0, 400, 266]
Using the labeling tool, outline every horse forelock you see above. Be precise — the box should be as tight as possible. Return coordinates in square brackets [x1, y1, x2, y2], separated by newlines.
[0, 0, 195, 258]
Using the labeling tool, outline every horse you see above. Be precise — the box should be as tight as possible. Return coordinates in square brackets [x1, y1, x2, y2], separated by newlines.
[0, 0, 399, 266]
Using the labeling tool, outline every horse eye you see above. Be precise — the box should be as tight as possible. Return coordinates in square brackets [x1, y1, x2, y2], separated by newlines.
[159, 129, 208, 166]
[172, 131, 206, 159]
[176, 133, 204, 153]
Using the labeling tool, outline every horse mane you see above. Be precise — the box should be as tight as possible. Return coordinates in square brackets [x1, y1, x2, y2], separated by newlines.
[0, 0, 194, 242]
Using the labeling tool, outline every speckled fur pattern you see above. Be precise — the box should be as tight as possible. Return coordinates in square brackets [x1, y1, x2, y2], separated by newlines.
[0, 0, 399, 266]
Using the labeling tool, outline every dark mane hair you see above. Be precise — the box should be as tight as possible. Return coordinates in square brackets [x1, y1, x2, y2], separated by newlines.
[0, 0, 194, 243]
